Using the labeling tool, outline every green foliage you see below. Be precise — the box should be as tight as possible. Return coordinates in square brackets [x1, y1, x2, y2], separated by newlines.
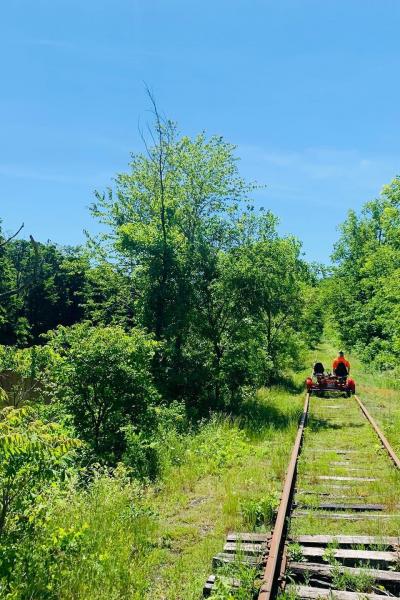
[240, 491, 280, 529]
[0, 234, 89, 346]
[211, 559, 259, 599]
[299, 284, 325, 348]
[0, 466, 157, 600]
[90, 117, 309, 411]
[327, 176, 400, 371]
[0, 406, 81, 534]
[122, 401, 187, 480]
[0, 406, 81, 595]
[287, 543, 304, 562]
[0, 114, 319, 598]
[45, 324, 159, 460]
[331, 564, 374, 592]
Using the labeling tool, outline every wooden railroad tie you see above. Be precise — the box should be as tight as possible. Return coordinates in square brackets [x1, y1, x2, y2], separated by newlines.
[284, 535, 400, 599]
[203, 532, 270, 597]
[294, 502, 385, 512]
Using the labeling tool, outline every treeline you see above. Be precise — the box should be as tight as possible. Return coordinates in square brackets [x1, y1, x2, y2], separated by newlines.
[0, 115, 321, 419]
[326, 176, 400, 372]
[0, 237, 88, 345]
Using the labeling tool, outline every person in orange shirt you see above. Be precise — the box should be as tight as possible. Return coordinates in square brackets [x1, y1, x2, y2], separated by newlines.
[332, 351, 350, 376]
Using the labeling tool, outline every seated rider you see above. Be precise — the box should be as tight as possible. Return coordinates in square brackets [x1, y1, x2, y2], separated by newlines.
[332, 351, 350, 377]
[313, 362, 325, 376]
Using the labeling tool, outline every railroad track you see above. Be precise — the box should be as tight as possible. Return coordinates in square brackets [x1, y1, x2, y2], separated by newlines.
[203, 393, 400, 599]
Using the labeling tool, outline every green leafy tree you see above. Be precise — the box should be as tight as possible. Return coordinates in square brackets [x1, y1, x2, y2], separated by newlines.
[328, 176, 400, 369]
[90, 108, 265, 402]
[90, 106, 308, 409]
[0, 231, 90, 346]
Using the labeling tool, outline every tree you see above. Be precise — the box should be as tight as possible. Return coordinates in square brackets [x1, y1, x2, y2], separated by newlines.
[90, 111, 259, 403]
[0, 235, 90, 346]
[328, 176, 400, 369]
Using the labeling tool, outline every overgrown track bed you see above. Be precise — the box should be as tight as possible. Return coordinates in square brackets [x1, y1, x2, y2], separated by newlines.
[203, 392, 400, 598]
[283, 393, 400, 600]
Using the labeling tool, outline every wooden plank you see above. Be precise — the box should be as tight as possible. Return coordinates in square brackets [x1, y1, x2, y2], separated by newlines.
[300, 546, 397, 565]
[292, 584, 397, 600]
[294, 502, 381, 509]
[315, 475, 377, 482]
[306, 449, 365, 454]
[298, 485, 366, 492]
[293, 535, 400, 547]
[226, 532, 270, 543]
[327, 466, 374, 472]
[223, 541, 265, 555]
[304, 503, 384, 512]
[292, 511, 400, 520]
[289, 561, 400, 584]
[296, 494, 371, 501]
[203, 574, 241, 597]
[296, 491, 334, 496]
[212, 552, 261, 568]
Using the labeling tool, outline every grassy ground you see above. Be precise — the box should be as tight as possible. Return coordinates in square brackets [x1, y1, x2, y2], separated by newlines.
[43, 387, 305, 600]
[136, 389, 303, 600]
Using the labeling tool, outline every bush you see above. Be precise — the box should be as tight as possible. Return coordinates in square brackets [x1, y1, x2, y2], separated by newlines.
[122, 401, 188, 480]
[0, 406, 81, 594]
[45, 324, 159, 461]
[240, 491, 280, 529]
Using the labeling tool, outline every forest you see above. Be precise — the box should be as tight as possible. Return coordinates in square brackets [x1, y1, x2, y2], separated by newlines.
[1, 112, 400, 599]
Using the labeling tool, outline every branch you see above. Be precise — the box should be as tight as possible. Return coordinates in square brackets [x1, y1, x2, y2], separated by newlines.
[0, 223, 24, 248]
[0, 285, 27, 300]
[0, 235, 41, 300]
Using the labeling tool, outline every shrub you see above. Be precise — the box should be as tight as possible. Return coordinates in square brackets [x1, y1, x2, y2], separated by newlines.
[0, 406, 81, 593]
[45, 324, 159, 461]
[122, 401, 188, 480]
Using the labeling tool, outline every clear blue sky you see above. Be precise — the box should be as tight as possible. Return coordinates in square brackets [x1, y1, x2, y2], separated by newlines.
[1, 1, 400, 263]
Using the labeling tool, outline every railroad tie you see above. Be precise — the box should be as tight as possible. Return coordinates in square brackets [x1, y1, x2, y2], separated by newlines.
[292, 511, 400, 520]
[203, 532, 270, 597]
[294, 502, 385, 512]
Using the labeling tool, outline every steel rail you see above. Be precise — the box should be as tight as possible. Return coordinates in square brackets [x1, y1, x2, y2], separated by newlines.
[258, 393, 310, 600]
[354, 394, 400, 470]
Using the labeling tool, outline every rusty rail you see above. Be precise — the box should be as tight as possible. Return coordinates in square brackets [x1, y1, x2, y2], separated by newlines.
[258, 393, 310, 600]
[355, 394, 400, 470]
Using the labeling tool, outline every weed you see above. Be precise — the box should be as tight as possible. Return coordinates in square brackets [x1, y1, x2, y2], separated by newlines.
[287, 543, 304, 563]
[211, 558, 259, 599]
[331, 564, 374, 592]
[322, 544, 338, 565]
[278, 586, 300, 600]
[240, 492, 280, 530]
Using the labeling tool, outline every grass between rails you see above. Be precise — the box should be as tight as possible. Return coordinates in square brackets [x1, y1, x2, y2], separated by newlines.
[291, 341, 400, 538]
[25, 386, 304, 600]
[312, 340, 400, 456]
